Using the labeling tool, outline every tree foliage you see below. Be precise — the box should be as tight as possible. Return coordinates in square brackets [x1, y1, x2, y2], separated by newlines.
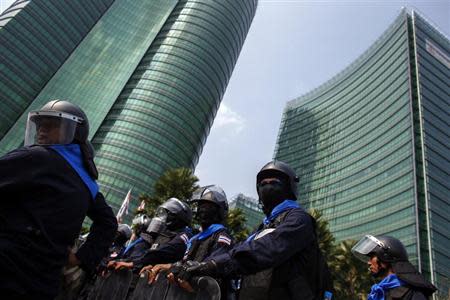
[331, 240, 374, 300]
[137, 167, 199, 217]
[309, 209, 374, 300]
[309, 208, 335, 261]
[225, 207, 250, 242]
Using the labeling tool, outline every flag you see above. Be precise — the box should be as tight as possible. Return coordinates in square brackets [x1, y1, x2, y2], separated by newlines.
[116, 188, 132, 223]
[137, 199, 146, 211]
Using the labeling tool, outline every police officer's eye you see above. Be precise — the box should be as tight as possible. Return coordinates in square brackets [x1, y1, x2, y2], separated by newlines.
[259, 178, 282, 187]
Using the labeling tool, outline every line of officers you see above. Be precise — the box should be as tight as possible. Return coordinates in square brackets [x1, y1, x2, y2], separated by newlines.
[0, 100, 437, 300]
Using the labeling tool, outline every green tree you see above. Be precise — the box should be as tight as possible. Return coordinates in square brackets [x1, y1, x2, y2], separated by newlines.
[308, 209, 374, 300]
[225, 207, 250, 242]
[309, 208, 335, 260]
[332, 240, 374, 300]
[137, 167, 199, 217]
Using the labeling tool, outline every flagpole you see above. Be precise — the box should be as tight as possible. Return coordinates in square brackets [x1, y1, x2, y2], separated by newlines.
[116, 188, 132, 224]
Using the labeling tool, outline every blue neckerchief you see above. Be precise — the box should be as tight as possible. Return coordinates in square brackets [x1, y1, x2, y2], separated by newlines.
[368, 274, 404, 300]
[185, 224, 225, 253]
[50, 144, 99, 200]
[246, 200, 300, 242]
[122, 237, 144, 255]
[264, 199, 300, 225]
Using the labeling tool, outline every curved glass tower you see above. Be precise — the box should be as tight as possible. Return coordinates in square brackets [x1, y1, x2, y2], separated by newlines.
[0, 0, 115, 139]
[274, 10, 449, 295]
[92, 0, 258, 208]
[0, 0, 258, 220]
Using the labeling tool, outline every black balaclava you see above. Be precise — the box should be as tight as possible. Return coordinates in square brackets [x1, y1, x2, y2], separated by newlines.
[166, 212, 186, 232]
[258, 177, 291, 215]
[196, 202, 221, 229]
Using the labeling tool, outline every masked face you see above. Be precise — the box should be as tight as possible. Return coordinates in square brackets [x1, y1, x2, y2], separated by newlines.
[196, 201, 220, 228]
[257, 177, 288, 214]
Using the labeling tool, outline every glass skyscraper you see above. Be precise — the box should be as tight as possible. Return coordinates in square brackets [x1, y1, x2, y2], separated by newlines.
[230, 194, 265, 231]
[274, 10, 449, 295]
[0, 0, 258, 215]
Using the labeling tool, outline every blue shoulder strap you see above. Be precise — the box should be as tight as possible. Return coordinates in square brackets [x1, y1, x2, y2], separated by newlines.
[50, 144, 99, 200]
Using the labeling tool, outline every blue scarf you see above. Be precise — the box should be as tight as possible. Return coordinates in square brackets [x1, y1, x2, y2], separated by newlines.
[246, 200, 300, 241]
[185, 224, 225, 252]
[368, 274, 404, 300]
[122, 237, 144, 255]
[50, 144, 99, 200]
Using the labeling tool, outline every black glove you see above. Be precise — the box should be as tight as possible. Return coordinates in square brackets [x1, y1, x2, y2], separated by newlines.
[178, 260, 218, 282]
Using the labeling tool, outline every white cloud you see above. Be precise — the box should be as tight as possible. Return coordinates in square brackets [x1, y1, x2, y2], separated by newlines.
[212, 103, 246, 135]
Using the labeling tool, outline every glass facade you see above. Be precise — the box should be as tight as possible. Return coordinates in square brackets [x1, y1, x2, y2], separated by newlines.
[274, 10, 449, 295]
[0, 0, 258, 220]
[412, 12, 450, 294]
[0, 0, 114, 140]
[92, 0, 258, 211]
[230, 194, 265, 231]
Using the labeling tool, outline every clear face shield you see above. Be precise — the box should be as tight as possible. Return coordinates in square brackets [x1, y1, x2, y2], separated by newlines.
[24, 111, 83, 146]
[351, 235, 385, 262]
[146, 207, 168, 234]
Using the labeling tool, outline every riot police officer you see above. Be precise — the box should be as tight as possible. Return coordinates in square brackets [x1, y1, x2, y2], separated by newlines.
[0, 100, 117, 299]
[179, 161, 328, 300]
[109, 198, 193, 271]
[352, 235, 436, 299]
[147, 185, 234, 299]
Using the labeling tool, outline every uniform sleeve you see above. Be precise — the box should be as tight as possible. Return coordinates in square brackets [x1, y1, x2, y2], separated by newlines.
[212, 209, 315, 276]
[133, 232, 191, 269]
[76, 192, 118, 272]
[203, 231, 233, 261]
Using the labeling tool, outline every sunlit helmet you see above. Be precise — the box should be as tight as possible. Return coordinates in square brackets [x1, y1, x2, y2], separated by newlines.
[24, 100, 89, 146]
[160, 198, 192, 226]
[256, 160, 299, 199]
[352, 235, 408, 263]
[190, 185, 228, 222]
[147, 198, 192, 234]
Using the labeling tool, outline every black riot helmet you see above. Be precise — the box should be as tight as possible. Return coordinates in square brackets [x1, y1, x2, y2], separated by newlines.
[191, 185, 228, 223]
[147, 198, 192, 234]
[25, 99, 98, 179]
[25, 100, 89, 145]
[117, 224, 132, 240]
[160, 198, 192, 226]
[115, 224, 132, 246]
[256, 160, 299, 200]
[352, 235, 408, 263]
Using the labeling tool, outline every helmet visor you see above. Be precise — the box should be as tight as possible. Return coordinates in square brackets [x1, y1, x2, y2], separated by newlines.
[352, 235, 385, 262]
[24, 111, 82, 146]
[146, 207, 168, 234]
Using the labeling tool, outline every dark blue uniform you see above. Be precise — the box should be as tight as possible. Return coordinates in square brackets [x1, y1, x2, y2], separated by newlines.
[132, 229, 192, 270]
[0, 146, 117, 299]
[210, 205, 318, 300]
[184, 224, 234, 300]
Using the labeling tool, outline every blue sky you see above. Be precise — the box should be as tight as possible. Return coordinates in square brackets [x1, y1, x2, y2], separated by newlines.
[1, 0, 449, 200]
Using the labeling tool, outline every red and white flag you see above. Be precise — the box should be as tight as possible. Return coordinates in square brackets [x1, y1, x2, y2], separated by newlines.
[116, 188, 132, 223]
[137, 199, 146, 211]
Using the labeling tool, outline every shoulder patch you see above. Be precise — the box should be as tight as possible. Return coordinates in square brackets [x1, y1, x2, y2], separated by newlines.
[217, 234, 231, 245]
